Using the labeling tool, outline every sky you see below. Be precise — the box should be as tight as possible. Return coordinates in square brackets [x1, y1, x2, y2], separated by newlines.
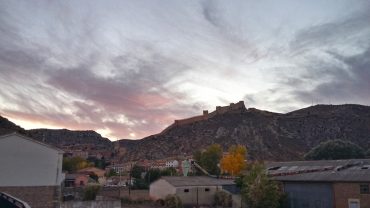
[0, 0, 369, 140]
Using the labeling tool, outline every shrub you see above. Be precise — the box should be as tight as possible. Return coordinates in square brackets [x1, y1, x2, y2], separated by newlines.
[164, 194, 183, 208]
[83, 185, 100, 200]
[214, 191, 232, 207]
[304, 139, 365, 160]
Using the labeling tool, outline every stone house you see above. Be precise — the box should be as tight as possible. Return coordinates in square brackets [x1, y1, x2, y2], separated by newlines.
[0, 132, 64, 208]
[268, 159, 370, 208]
[149, 176, 235, 207]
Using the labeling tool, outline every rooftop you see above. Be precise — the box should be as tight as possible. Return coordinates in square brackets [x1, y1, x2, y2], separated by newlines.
[159, 176, 235, 187]
[267, 159, 370, 182]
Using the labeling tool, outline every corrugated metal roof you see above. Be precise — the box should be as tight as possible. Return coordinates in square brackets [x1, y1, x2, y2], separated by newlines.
[267, 159, 370, 182]
[160, 176, 235, 187]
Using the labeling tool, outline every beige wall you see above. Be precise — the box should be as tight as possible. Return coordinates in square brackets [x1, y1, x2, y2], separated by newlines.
[333, 182, 370, 208]
[175, 186, 221, 206]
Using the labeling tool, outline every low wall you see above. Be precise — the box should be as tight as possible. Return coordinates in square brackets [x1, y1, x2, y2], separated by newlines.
[0, 186, 60, 208]
[61, 200, 121, 208]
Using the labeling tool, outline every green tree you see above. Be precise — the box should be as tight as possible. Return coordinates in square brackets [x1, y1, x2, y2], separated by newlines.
[145, 168, 161, 184]
[83, 185, 100, 201]
[193, 144, 222, 175]
[304, 140, 365, 160]
[63, 157, 93, 173]
[131, 165, 145, 179]
[242, 163, 281, 208]
[161, 167, 177, 176]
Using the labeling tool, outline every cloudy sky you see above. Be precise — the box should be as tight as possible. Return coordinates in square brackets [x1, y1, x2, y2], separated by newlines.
[0, 0, 369, 140]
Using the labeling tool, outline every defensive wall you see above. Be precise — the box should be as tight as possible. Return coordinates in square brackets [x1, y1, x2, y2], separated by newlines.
[160, 101, 246, 135]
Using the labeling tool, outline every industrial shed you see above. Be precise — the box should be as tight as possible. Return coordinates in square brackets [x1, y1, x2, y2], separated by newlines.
[149, 176, 235, 207]
[268, 159, 370, 208]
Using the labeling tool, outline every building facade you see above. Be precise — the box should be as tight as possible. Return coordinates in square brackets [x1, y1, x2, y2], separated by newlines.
[150, 176, 235, 207]
[268, 159, 370, 208]
[0, 133, 64, 208]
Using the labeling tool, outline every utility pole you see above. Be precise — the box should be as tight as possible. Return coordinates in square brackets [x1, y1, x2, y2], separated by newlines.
[196, 187, 199, 208]
[118, 167, 121, 199]
[128, 163, 132, 197]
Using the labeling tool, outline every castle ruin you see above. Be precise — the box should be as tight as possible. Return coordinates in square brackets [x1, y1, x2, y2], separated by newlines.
[160, 101, 246, 134]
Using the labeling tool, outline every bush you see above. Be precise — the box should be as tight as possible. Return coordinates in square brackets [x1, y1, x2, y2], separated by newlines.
[121, 196, 151, 205]
[164, 194, 183, 208]
[304, 139, 365, 160]
[214, 191, 232, 207]
[83, 185, 100, 200]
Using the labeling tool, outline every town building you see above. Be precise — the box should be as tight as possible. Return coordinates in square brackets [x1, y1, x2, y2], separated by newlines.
[149, 176, 235, 207]
[64, 174, 89, 187]
[268, 159, 370, 208]
[166, 160, 179, 168]
[0, 132, 64, 208]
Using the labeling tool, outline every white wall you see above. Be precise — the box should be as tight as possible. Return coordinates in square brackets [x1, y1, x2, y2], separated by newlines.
[149, 179, 176, 200]
[0, 134, 64, 186]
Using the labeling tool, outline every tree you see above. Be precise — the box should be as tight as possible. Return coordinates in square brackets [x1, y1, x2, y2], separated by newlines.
[131, 165, 145, 179]
[220, 145, 247, 176]
[83, 185, 100, 201]
[304, 139, 366, 160]
[63, 157, 93, 173]
[193, 144, 222, 175]
[241, 163, 281, 208]
[161, 167, 177, 176]
[145, 168, 161, 184]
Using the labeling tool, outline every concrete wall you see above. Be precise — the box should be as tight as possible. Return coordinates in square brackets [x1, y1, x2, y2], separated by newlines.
[333, 182, 370, 208]
[149, 179, 176, 200]
[61, 200, 121, 208]
[283, 182, 333, 208]
[0, 186, 60, 208]
[175, 186, 221, 206]
[0, 134, 64, 186]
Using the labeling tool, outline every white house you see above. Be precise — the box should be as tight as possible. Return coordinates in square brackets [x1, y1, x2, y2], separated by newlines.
[165, 160, 179, 168]
[149, 176, 235, 207]
[0, 132, 64, 208]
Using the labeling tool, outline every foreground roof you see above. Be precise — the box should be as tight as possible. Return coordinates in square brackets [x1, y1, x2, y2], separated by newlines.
[0, 132, 64, 153]
[160, 176, 235, 187]
[267, 159, 370, 182]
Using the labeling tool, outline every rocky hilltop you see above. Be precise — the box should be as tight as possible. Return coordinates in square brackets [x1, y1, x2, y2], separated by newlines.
[120, 102, 370, 161]
[1, 102, 370, 162]
[0, 116, 26, 135]
[27, 129, 113, 149]
[0, 116, 112, 150]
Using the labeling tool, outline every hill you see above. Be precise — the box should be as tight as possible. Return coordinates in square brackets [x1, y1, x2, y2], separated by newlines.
[27, 128, 113, 150]
[0, 116, 112, 150]
[0, 116, 26, 135]
[120, 103, 370, 161]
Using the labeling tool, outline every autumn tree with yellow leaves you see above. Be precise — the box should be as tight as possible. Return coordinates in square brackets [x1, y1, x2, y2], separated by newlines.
[220, 145, 247, 176]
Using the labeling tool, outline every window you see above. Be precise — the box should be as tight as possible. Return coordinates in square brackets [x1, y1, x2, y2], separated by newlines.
[348, 199, 360, 208]
[205, 188, 210, 192]
[184, 189, 189, 193]
[360, 184, 369, 194]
